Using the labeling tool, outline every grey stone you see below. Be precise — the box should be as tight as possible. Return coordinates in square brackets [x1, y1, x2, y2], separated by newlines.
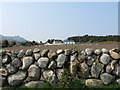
[27, 64, 41, 81]
[86, 55, 97, 66]
[6, 50, 11, 53]
[106, 65, 113, 73]
[70, 59, 79, 74]
[77, 50, 86, 62]
[100, 54, 111, 65]
[0, 76, 7, 87]
[85, 79, 104, 86]
[94, 49, 101, 55]
[70, 53, 77, 62]
[11, 58, 22, 68]
[8, 70, 27, 86]
[48, 50, 57, 59]
[112, 64, 120, 76]
[71, 50, 77, 55]
[0, 60, 1, 69]
[25, 49, 33, 56]
[34, 53, 40, 60]
[17, 50, 25, 58]
[65, 49, 72, 56]
[100, 73, 114, 85]
[56, 54, 66, 68]
[109, 50, 120, 60]
[23, 81, 46, 88]
[106, 60, 117, 73]
[40, 49, 49, 57]
[48, 61, 57, 69]
[0, 49, 5, 56]
[6, 63, 17, 74]
[116, 79, 120, 85]
[2, 55, 11, 64]
[0, 67, 8, 76]
[112, 48, 120, 53]
[91, 62, 104, 78]
[33, 48, 40, 53]
[56, 49, 64, 54]
[6, 51, 12, 56]
[43, 70, 58, 85]
[11, 51, 18, 57]
[37, 57, 49, 68]
[85, 48, 94, 55]
[102, 48, 108, 54]
[56, 69, 64, 80]
[80, 62, 89, 78]
[6, 52, 12, 57]
[21, 56, 34, 70]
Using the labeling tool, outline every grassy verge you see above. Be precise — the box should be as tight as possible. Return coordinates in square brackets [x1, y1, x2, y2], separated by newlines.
[87, 85, 120, 89]
[2, 69, 120, 89]
[2, 83, 120, 89]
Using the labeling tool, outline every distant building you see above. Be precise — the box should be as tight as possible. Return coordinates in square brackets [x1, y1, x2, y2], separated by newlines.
[44, 43, 53, 46]
[52, 40, 63, 45]
[64, 40, 75, 44]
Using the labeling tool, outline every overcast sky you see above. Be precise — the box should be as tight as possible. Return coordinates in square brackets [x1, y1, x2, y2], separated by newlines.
[0, 2, 118, 42]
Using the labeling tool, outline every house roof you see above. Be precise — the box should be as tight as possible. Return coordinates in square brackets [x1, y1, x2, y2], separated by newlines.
[53, 40, 63, 42]
[63, 40, 75, 42]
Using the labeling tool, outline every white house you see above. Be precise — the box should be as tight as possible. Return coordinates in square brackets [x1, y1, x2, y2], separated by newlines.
[52, 40, 63, 45]
[64, 40, 75, 44]
[44, 43, 53, 46]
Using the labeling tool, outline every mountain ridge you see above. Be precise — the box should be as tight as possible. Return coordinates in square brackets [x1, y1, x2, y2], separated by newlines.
[0, 34, 28, 42]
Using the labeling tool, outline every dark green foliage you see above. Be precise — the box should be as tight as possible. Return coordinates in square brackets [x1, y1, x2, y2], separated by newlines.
[67, 35, 120, 43]
[87, 85, 120, 89]
[3, 84, 120, 90]
[1, 40, 17, 48]
[38, 83, 52, 88]
[1, 87, 32, 90]
[54, 69, 86, 88]
[1, 40, 39, 48]
[2, 40, 9, 47]
[9, 41, 16, 47]
[21, 41, 38, 46]
[47, 39, 54, 44]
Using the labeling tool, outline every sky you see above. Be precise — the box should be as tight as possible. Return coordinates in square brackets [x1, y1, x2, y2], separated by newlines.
[0, 2, 118, 42]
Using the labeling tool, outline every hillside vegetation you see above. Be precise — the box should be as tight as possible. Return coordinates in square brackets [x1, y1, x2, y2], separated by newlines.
[67, 35, 120, 43]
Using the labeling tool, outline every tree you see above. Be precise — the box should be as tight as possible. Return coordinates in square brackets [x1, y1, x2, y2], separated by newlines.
[21, 41, 38, 46]
[40, 41, 42, 43]
[9, 41, 16, 47]
[47, 39, 54, 44]
[67, 35, 120, 43]
[47, 39, 51, 43]
[32, 41, 38, 45]
[2, 40, 8, 47]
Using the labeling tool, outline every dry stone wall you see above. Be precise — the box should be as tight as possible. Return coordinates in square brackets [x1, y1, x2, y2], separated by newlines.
[0, 47, 120, 88]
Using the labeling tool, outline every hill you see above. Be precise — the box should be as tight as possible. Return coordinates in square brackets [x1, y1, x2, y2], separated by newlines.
[0, 34, 28, 42]
[67, 35, 120, 43]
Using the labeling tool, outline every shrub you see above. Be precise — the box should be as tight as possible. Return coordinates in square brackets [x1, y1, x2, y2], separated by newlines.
[38, 83, 52, 88]
[9, 41, 16, 47]
[2, 40, 8, 47]
[54, 68, 87, 88]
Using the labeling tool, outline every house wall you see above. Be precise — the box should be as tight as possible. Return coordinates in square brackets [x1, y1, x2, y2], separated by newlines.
[0, 48, 120, 88]
[64, 41, 75, 44]
[53, 41, 63, 45]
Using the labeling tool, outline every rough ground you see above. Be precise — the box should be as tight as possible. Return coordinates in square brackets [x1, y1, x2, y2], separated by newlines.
[3, 43, 120, 52]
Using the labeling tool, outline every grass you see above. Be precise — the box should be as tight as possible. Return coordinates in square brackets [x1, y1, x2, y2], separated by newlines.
[2, 69, 120, 89]
[87, 85, 120, 89]
[76, 41, 120, 45]
[2, 83, 120, 90]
